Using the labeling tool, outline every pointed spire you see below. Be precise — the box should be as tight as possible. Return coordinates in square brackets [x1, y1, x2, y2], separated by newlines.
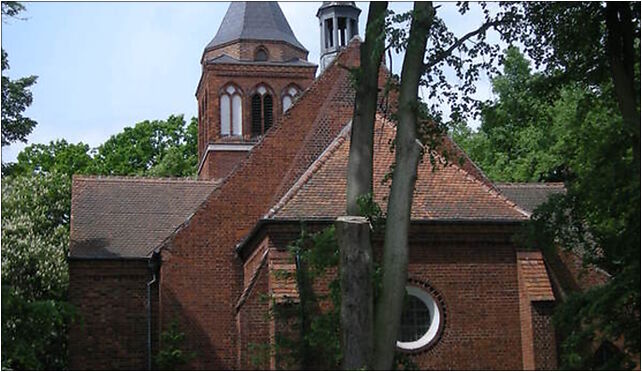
[205, 2, 307, 52]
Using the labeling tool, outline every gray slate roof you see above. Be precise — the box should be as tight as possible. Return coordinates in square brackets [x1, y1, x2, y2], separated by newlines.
[206, 2, 307, 52]
[496, 182, 566, 213]
[70, 176, 219, 258]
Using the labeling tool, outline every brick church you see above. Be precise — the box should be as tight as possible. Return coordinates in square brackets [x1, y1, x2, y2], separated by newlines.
[67, 2, 601, 370]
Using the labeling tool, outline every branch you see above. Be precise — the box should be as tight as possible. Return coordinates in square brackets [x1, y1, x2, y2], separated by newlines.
[424, 20, 502, 70]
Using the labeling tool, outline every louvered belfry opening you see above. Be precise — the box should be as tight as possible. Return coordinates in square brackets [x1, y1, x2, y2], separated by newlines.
[251, 94, 262, 137]
[263, 95, 273, 131]
[251, 91, 274, 138]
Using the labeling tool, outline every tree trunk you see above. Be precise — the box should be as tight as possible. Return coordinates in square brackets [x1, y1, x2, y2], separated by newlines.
[604, 2, 640, 173]
[346, 1, 388, 216]
[336, 216, 373, 370]
[373, 2, 434, 370]
[337, 3, 388, 370]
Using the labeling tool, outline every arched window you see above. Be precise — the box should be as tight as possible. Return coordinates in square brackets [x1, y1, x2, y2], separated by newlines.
[281, 85, 301, 113]
[255, 46, 269, 61]
[250, 84, 274, 137]
[220, 84, 242, 136]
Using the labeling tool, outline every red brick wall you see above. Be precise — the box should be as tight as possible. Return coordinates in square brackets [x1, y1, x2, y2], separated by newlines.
[532, 301, 557, 370]
[237, 247, 271, 370]
[199, 150, 250, 181]
[159, 44, 360, 369]
[402, 228, 524, 370]
[203, 40, 308, 63]
[68, 259, 159, 370]
[238, 223, 530, 370]
[197, 62, 316, 180]
[198, 63, 317, 142]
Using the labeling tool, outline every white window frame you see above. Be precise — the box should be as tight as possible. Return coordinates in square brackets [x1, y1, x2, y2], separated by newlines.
[220, 85, 242, 136]
[396, 285, 441, 351]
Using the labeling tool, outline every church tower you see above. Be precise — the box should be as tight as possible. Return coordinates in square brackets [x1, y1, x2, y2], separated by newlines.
[317, 2, 361, 71]
[196, 2, 317, 180]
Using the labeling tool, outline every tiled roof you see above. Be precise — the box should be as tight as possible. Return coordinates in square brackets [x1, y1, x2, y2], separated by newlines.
[206, 2, 307, 52]
[517, 252, 555, 301]
[70, 176, 219, 258]
[496, 182, 566, 214]
[268, 117, 529, 221]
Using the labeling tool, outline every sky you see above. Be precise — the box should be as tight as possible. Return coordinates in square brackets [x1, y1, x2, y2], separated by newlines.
[1, 1, 504, 163]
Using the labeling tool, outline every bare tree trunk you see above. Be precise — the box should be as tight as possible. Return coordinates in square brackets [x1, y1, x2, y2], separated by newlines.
[373, 2, 434, 370]
[337, 2, 388, 370]
[346, 1, 388, 216]
[336, 216, 372, 370]
[604, 2, 640, 172]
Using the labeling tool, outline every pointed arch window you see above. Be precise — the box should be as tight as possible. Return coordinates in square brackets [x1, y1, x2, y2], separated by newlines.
[250, 85, 273, 137]
[220, 84, 242, 136]
[281, 85, 301, 113]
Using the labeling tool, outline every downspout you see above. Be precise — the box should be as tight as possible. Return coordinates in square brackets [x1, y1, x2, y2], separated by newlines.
[147, 253, 160, 371]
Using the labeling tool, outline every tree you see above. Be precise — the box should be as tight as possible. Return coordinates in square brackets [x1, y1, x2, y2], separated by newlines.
[372, 4, 434, 368]
[336, 2, 387, 370]
[1, 2, 38, 147]
[1, 2, 26, 19]
[491, 3, 641, 368]
[452, 47, 568, 182]
[504, 2, 640, 169]
[336, 2, 521, 368]
[1, 171, 74, 370]
[8, 139, 94, 177]
[93, 114, 197, 176]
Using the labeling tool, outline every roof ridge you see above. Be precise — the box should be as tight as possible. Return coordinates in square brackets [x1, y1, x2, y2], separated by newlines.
[496, 182, 566, 188]
[266, 121, 351, 219]
[72, 174, 220, 184]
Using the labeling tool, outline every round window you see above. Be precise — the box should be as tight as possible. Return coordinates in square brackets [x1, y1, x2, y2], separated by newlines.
[396, 286, 441, 351]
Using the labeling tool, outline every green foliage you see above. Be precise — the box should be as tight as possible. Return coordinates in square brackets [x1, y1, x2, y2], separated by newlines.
[93, 115, 197, 177]
[356, 192, 384, 232]
[456, 44, 640, 368]
[155, 320, 196, 370]
[1, 172, 70, 300]
[1, 2, 26, 19]
[1, 285, 75, 370]
[286, 226, 342, 370]
[7, 139, 94, 177]
[453, 47, 567, 182]
[528, 83, 640, 367]
[247, 342, 271, 369]
[1, 48, 38, 147]
[1, 171, 73, 370]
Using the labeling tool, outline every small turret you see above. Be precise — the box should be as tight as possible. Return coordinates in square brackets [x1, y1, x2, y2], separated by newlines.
[317, 2, 361, 71]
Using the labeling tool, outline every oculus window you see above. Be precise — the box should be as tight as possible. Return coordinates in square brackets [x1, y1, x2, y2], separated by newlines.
[396, 286, 442, 351]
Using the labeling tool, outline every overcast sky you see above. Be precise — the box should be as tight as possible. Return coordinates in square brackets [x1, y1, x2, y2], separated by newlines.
[1, 2, 503, 162]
